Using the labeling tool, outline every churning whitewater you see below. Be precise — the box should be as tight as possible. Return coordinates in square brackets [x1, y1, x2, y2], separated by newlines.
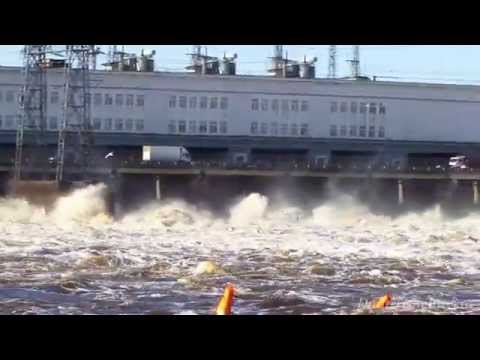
[1, 183, 480, 314]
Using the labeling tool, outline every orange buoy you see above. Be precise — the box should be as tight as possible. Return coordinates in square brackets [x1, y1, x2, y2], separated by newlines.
[215, 283, 235, 315]
[372, 293, 392, 309]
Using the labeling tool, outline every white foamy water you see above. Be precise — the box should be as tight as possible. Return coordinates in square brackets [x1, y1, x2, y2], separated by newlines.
[1, 183, 480, 314]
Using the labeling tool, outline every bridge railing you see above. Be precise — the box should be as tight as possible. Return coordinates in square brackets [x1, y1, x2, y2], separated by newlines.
[3, 157, 480, 176]
[115, 159, 480, 175]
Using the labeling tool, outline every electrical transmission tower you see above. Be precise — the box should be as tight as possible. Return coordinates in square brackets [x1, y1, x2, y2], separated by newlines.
[347, 45, 360, 78]
[56, 45, 95, 186]
[328, 45, 337, 78]
[14, 45, 51, 184]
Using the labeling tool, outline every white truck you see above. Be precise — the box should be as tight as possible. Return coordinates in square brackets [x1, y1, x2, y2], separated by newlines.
[142, 146, 192, 163]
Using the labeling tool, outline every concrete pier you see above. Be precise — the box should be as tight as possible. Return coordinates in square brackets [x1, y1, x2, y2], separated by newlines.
[155, 176, 161, 200]
[473, 181, 478, 205]
[398, 179, 404, 205]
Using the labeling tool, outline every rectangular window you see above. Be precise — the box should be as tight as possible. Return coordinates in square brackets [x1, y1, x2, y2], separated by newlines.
[220, 121, 227, 134]
[85, 93, 91, 105]
[168, 120, 176, 133]
[178, 120, 186, 133]
[94, 93, 102, 106]
[115, 94, 123, 106]
[115, 118, 123, 131]
[0, 115, 2, 128]
[251, 98, 259, 111]
[280, 123, 288, 136]
[261, 99, 268, 111]
[136, 95, 144, 107]
[378, 126, 385, 138]
[330, 125, 337, 137]
[359, 125, 366, 137]
[369, 103, 377, 114]
[199, 121, 207, 133]
[300, 123, 309, 136]
[360, 102, 367, 114]
[0, 91, 3, 102]
[368, 126, 376, 137]
[169, 95, 177, 108]
[104, 118, 112, 130]
[349, 125, 357, 137]
[179, 96, 187, 109]
[301, 100, 309, 112]
[6, 115, 14, 128]
[220, 97, 228, 110]
[135, 119, 144, 131]
[379, 103, 386, 115]
[105, 94, 113, 105]
[200, 96, 207, 109]
[340, 102, 347, 113]
[189, 96, 197, 109]
[260, 122, 268, 135]
[350, 102, 357, 113]
[6, 91, 14, 103]
[250, 122, 258, 134]
[291, 100, 299, 112]
[27, 116, 37, 128]
[272, 99, 279, 112]
[291, 123, 298, 136]
[126, 118, 134, 131]
[271, 122, 278, 135]
[50, 91, 59, 104]
[189, 120, 197, 133]
[340, 125, 347, 136]
[281, 99, 289, 112]
[126, 94, 134, 107]
[210, 97, 218, 109]
[93, 118, 101, 130]
[330, 101, 338, 112]
[209, 121, 218, 133]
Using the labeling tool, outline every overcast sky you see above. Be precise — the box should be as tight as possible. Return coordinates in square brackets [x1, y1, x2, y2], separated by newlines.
[1, 45, 480, 84]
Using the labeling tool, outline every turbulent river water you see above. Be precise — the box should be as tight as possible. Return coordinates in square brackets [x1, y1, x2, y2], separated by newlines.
[1, 183, 480, 315]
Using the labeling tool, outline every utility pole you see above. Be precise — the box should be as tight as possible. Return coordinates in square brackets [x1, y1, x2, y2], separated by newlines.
[56, 45, 94, 186]
[347, 45, 360, 78]
[328, 45, 337, 78]
[14, 45, 50, 184]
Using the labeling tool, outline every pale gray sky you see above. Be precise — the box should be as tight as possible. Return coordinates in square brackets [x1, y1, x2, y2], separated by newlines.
[1, 45, 480, 84]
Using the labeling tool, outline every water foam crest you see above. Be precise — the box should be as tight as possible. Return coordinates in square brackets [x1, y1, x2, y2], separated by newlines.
[229, 193, 269, 226]
[50, 184, 109, 224]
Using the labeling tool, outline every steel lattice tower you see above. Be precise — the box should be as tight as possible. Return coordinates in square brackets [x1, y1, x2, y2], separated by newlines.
[56, 45, 95, 185]
[348, 45, 360, 78]
[14, 45, 50, 183]
[328, 45, 337, 79]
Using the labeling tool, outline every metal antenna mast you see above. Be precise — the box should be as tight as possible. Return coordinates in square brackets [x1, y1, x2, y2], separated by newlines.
[14, 45, 50, 184]
[56, 45, 94, 186]
[328, 45, 337, 78]
[347, 45, 360, 78]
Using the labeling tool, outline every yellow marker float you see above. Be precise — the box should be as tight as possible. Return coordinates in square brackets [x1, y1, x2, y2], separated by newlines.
[216, 283, 235, 315]
[372, 293, 392, 310]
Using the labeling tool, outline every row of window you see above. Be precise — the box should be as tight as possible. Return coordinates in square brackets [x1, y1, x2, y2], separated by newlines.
[330, 124, 385, 138]
[0, 115, 145, 132]
[250, 122, 309, 136]
[90, 118, 145, 131]
[168, 120, 228, 134]
[0, 91, 16, 103]
[169, 95, 229, 110]
[331, 101, 386, 115]
[48, 92, 145, 107]
[251, 98, 309, 112]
